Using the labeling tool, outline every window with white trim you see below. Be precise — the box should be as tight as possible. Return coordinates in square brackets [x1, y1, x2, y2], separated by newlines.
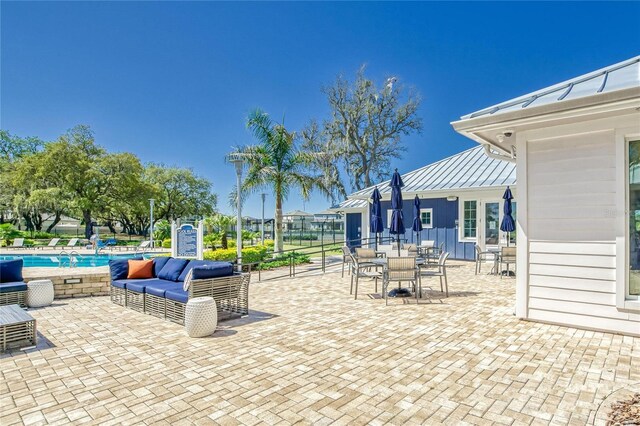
[421, 209, 433, 228]
[463, 200, 477, 239]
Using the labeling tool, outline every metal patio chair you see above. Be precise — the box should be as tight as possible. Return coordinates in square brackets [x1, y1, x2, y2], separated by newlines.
[499, 246, 516, 278]
[341, 246, 353, 278]
[350, 253, 382, 300]
[419, 252, 450, 297]
[475, 245, 497, 275]
[383, 256, 419, 305]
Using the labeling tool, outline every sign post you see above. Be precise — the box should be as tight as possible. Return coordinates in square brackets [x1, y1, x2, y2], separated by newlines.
[171, 220, 204, 260]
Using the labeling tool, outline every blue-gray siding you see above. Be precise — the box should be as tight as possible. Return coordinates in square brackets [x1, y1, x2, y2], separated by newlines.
[349, 196, 477, 260]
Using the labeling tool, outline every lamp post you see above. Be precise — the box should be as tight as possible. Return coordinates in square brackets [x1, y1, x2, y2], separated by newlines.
[261, 193, 266, 243]
[229, 155, 244, 268]
[149, 198, 155, 248]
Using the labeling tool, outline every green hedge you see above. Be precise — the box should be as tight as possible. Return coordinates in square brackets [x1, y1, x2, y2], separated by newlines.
[283, 234, 318, 241]
[203, 245, 268, 264]
[256, 252, 311, 270]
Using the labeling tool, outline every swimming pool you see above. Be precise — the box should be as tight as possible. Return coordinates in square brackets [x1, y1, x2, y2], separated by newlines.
[0, 253, 157, 268]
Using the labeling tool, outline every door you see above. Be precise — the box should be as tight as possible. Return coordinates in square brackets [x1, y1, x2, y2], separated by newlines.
[346, 213, 362, 248]
[484, 202, 500, 246]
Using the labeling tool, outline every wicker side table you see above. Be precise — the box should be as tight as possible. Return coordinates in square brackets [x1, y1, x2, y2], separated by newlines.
[184, 297, 217, 338]
[26, 280, 54, 308]
[0, 304, 36, 351]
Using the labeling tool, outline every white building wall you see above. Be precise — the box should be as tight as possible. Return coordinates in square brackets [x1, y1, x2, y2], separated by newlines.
[523, 123, 639, 335]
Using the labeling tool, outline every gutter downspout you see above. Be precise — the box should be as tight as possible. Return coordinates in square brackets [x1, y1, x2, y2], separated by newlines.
[483, 143, 516, 163]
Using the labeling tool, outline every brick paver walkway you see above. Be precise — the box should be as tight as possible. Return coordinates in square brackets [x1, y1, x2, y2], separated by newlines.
[1, 261, 638, 425]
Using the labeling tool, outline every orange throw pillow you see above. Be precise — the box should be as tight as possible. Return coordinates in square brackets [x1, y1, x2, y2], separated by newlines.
[127, 259, 154, 279]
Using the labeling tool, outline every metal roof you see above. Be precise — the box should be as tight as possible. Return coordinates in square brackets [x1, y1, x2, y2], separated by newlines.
[348, 146, 516, 200]
[283, 210, 313, 217]
[331, 198, 368, 210]
[461, 56, 640, 120]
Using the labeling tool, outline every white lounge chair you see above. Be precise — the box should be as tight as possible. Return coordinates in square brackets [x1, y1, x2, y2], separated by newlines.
[9, 238, 25, 249]
[40, 238, 60, 249]
[66, 238, 79, 248]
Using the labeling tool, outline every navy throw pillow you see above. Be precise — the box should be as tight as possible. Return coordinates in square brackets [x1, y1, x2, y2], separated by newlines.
[152, 256, 171, 277]
[0, 259, 23, 283]
[109, 257, 142, 281]
[192, 262, 234, 280]
[157, 258, 189, 281]
[177, 260, 230, 282]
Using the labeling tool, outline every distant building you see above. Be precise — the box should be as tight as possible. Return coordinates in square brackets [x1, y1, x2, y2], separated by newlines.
[282, 210, 314, 231]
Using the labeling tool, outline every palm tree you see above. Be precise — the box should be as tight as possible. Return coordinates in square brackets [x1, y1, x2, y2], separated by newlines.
[204, 213, 234, 249]
[231, 109, 331, 253]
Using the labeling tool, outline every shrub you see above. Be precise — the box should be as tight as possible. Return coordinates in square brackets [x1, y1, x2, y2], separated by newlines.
[153, 219, 171, 241]
[203, 248, 236, 262]
[162, 239, 171, 249]
[263, 239, 275, 248]
[256, 252, 311, 270]
[203, 234, 220, 248]
[22, 231, 56, 239]
[283, 234, 318, 241]
[0, 223, 21, 247]
[203, 245, 269, 264]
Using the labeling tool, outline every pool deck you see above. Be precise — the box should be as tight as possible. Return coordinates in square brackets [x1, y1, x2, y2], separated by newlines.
[1, 261, 638, 425]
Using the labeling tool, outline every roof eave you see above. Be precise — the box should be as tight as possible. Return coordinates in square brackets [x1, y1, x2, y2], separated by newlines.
[452, 86, 640, 133]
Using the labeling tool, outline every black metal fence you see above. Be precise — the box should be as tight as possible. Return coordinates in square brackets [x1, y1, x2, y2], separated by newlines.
[238, 235, 403, 282]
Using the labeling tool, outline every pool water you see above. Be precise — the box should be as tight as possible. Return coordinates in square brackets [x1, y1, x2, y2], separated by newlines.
[0, 253, 155, 268]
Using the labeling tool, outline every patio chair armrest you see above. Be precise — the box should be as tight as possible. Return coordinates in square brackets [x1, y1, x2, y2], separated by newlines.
[189, 272, 250, 317]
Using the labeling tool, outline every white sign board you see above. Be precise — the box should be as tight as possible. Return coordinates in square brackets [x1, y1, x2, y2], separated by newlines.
[171, 221, 204, 260]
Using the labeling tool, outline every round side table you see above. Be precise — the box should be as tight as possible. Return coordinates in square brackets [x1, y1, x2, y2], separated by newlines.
[184, 297, 217, 338]
[26, 279, 54, 308]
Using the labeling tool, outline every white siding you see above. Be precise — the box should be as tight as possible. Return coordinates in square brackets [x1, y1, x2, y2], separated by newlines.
[527, 130, 639, 335]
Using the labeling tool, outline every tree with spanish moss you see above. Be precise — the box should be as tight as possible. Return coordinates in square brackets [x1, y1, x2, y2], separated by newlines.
[303, 66, 422, 191]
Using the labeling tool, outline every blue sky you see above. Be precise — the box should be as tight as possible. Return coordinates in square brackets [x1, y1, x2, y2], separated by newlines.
[2, 2, 639, 218]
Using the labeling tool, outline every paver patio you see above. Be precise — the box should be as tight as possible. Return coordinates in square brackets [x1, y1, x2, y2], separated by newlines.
[1, 261, 638, 425]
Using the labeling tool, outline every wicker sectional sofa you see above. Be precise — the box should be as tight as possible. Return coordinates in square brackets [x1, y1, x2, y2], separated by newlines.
[109, 257, 250, 324]
[0, 259, 27, 307]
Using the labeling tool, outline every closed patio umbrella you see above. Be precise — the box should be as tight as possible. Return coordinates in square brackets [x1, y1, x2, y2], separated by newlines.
[370, 187, 384, 250]
[412, 195, 423, 245]
[500, 186, 515, 246]
[389, 169, 405, 256]
[388, 169, 410, 297]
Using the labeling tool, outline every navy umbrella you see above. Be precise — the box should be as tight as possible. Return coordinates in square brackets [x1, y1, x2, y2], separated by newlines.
[389, 169, 405, 256]
[500, 186, 515, 246]
[412, 195, 423, 245]
[370, 187, 384, 250]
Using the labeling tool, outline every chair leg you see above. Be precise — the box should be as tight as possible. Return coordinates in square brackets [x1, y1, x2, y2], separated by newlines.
[439, 275, 443, 293]
[475, 260, 478, 275]
[354, 274, 359, 300]
[342, 261, 345, 278]
[383, 280, 387, 305]
[350, 273, 354, 294]
[444, 270, 449, 297]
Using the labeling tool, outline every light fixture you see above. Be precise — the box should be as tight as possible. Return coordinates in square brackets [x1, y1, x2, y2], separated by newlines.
[446, 196, 458, 202]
